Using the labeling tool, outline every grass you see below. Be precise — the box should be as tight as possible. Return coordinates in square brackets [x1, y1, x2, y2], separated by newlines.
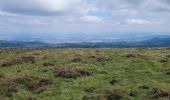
[0, 48, 170, 100]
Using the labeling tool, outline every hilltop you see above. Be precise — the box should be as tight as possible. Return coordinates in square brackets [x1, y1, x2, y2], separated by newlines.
[0, 48, 170, 100]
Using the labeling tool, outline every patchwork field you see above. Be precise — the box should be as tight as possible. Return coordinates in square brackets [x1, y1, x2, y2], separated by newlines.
[0, 48, 170, 100]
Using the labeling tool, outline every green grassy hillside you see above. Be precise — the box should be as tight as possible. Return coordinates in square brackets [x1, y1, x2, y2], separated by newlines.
[0, 48, 170, 100]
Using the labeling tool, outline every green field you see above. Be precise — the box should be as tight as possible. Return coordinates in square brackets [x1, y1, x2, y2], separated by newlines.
[0, 48, 170, 100]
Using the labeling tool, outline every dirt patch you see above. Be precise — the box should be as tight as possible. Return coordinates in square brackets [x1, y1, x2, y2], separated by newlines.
[139, 85, 150, 89]
[124, 54, 136, 58]
[89, 55, 111, 63]
[106, 90, 124, 100]
[152, 88, 170, 98]
[166, 48, 170, 50]
[109, 80, 118, 86]
[84, 87, 95, 93]
[82, 95, 98, 100]
[95, 50, 100, 52]
[0, 82, 18, 97]
[89, 55, 96, 58]
[77, 69, 91, 76]
[54, 68, 91, 78]
[129, 91, 137, 97]
[0, 72, 5, 79]
[1, 56, 35, 67]
[97, 57, 109, 62]
[26, 80, 44, 92]
[17, 70, 21, 73]
[39, 79, 53, 85]
[42, 55, 48, 60]
[54, 68, 78, 78]
[165, 71, 170, 75]
[160, 58, 168, 63]
[1, 59, 23, 67]
[26, 96, 37, 100]
[71, 57, 83, 63]
[166, 55, 170, 58]
[43, 62, 55, 66]
[21, 56, 35, 63]
[15, 76, 52, 93]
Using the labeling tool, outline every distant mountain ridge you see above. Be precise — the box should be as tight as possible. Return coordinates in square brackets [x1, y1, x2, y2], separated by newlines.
[0, 36, 170, 48]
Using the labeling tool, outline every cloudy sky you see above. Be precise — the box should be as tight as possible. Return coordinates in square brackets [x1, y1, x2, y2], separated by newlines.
[0, 0, 170, 35]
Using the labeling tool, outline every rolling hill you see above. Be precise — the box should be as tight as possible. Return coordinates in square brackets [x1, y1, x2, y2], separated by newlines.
[1, 36, 170, 48]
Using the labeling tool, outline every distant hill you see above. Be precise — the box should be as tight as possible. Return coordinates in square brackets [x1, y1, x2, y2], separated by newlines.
[140, 37, 170, 47]
[0, 36, 170, 48]
[0, 40, 51, 48]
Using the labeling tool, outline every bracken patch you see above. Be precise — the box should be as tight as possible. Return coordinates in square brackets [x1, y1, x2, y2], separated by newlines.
[1, 56, 35, 67]
[0, 82, 18, 97]
[106, 90, 124, 100]
[0, 72, 5, 79]
[1, 59, 23, 67]
[54, 68, 92, 79]
[96, 57, 109, 62]
[77, 69, 91, 76]
[84, 87, 95, 93]
[14, 76, 52, 93]
[21, 56, 35, 63]
[71, 57, 83, 63]
[54, 68, 78, 78]
[152, 88, 170, 98]
[89, 55, 111, 63]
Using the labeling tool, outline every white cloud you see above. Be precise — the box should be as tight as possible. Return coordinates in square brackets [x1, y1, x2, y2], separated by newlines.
[158, 0, 170, 5]
[0, 0, 170, 33]
[0, 10, 14, 16]
[107, 0, 148, 8]
[0, 0, 90, 16]
[126, 19, 151, 25]
[81, 16, 103, 24]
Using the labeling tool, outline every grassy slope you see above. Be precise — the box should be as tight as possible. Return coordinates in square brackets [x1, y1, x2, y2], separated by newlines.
[0, 48, 170, 100]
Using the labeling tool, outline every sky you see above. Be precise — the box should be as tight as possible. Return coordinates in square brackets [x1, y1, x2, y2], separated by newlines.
[0, 0, 170, 37]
